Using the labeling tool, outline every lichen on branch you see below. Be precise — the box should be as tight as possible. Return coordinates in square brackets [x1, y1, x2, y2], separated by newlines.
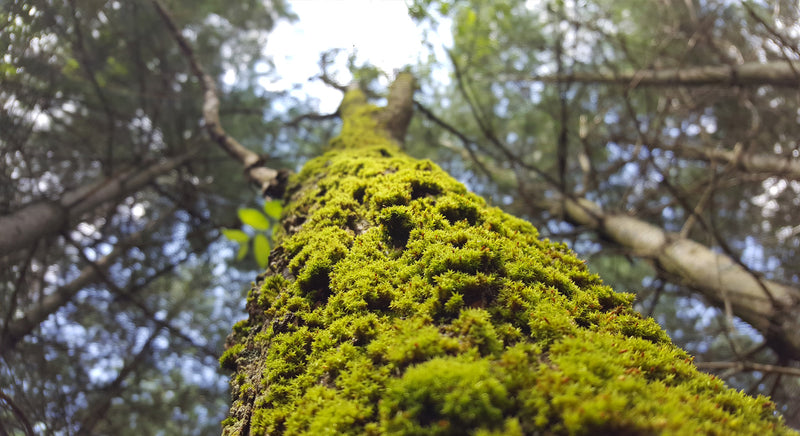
[221, 77, 793, 435]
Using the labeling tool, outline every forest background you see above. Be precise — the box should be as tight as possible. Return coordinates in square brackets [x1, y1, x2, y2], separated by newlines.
[1, 0, 799, 434]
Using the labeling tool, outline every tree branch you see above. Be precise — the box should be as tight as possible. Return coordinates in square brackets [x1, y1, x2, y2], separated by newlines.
[696, 361, 800, 378]
[0, 152, 196, 256]
[547, 195, 800, 360]
[0, 213, 170, 351]
[515, 61, 800, 88]
[151, 0, 289, 199]
[660, 142, 800, 181]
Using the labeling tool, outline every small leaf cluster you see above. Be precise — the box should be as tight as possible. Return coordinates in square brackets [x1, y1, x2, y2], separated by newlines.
[222, 200, 282, 268]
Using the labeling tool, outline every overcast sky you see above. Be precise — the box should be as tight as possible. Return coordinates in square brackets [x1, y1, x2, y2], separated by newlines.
[262, 0, 430, 113]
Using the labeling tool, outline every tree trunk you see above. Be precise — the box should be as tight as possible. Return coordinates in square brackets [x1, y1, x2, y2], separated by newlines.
[220, 74, 792, 435]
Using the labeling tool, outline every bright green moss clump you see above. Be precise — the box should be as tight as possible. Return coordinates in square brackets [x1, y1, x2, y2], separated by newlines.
[221, 89, 793, 435]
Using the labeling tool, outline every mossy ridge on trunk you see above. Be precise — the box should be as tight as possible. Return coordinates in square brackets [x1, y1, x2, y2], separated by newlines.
[221, 77, 792, 435]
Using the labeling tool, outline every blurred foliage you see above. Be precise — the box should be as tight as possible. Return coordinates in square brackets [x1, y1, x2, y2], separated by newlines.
[0, 0, 303, 433]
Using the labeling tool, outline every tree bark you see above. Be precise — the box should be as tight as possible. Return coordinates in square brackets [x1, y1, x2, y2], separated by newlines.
[220, 75, 792, 435]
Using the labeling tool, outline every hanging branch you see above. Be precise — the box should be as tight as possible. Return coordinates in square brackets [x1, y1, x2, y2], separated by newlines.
[151, 0, 289, 199]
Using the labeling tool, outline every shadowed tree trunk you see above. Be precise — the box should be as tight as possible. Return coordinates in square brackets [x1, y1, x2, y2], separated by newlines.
[219, 74, 792, 435]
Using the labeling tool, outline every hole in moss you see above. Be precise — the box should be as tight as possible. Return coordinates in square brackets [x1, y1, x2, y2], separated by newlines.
[379, 206, 413, 248]
[460, 281, 497, 309]
[448, 233, 469, 248]
[416, 161, 434, 171]
[346, 215, 370, 235]
[353, 185, 366, 203]
[438, 199, 480, 226]
[299, 267, 333, 303]
[365, 288, 394, 311]
[410, 179, 443, 199]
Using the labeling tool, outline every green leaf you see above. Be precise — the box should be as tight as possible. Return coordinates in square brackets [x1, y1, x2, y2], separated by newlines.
[253, 234, 270, 268]
[263, 200, 282, 219]
[236, 243, 249, 261]
[238, 208, 270, 230]
[221, 228, 249, 243]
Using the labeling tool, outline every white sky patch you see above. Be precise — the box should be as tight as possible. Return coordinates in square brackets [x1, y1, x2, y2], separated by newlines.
[262, 0, 426, 113]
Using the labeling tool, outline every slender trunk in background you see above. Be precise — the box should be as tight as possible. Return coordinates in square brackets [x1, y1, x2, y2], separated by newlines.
[221, 74, 792, 435]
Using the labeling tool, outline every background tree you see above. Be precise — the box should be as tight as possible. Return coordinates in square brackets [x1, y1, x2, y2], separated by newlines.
[0, 0, 300, 433]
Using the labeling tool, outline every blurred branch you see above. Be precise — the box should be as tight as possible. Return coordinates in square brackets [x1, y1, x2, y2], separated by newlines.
[286, 111, 338, 128]
[64, 230, 219, 360]
[659, 142, 800, 181]
[742, 3, 800, 62]
[696, 361, 800, 378]
[151, 0, 289, 199]
[0, 213, 170, 351]
[513, 61, 800, 87]
[413, 100, 494, 180]
[317, 50, 348, 93]
[76, 328, 160, 436]
[447, 49, 560, 188]
[0, 153, 196, 258]
[0, 389, 34, 436]
[66, 0, 117, 175]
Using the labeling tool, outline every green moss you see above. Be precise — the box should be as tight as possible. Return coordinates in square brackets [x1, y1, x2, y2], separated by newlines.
[221, 88, 795, 435]
[380, 356, 510, 435]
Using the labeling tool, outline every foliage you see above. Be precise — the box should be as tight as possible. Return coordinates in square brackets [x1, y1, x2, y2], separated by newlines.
[0, 0, 295, 433]
[223, 200, 283, 267]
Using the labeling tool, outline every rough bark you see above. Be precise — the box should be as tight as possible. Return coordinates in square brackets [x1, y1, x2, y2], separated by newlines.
[552, 197, 800, 360]
[521, 61, 800, 88]
[220, 75, 793, 435]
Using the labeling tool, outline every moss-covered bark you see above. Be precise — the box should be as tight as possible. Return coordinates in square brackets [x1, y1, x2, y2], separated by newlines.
[221, 75, 793, 435]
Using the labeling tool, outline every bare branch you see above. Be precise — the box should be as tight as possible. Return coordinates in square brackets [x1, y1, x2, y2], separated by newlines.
[0, 213, 171, 351]
[151, 0, 289, 199]
[547, 195, 800, 360]
[515, 61, 800, 88]
[0, 153, 196, 256]
[660, 142, 800, 181]
[696, 361, 800, 378]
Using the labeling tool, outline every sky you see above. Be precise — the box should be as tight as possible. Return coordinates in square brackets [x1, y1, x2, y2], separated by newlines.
[261, 0, 430, 113]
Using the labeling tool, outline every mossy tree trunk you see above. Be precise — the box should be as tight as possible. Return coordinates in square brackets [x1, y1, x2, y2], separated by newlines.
[220, 74, 793, 435]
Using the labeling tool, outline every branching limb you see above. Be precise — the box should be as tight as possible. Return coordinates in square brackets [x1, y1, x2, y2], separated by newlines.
[151, 0, 289, 199]
[696, 361, 800, 378]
